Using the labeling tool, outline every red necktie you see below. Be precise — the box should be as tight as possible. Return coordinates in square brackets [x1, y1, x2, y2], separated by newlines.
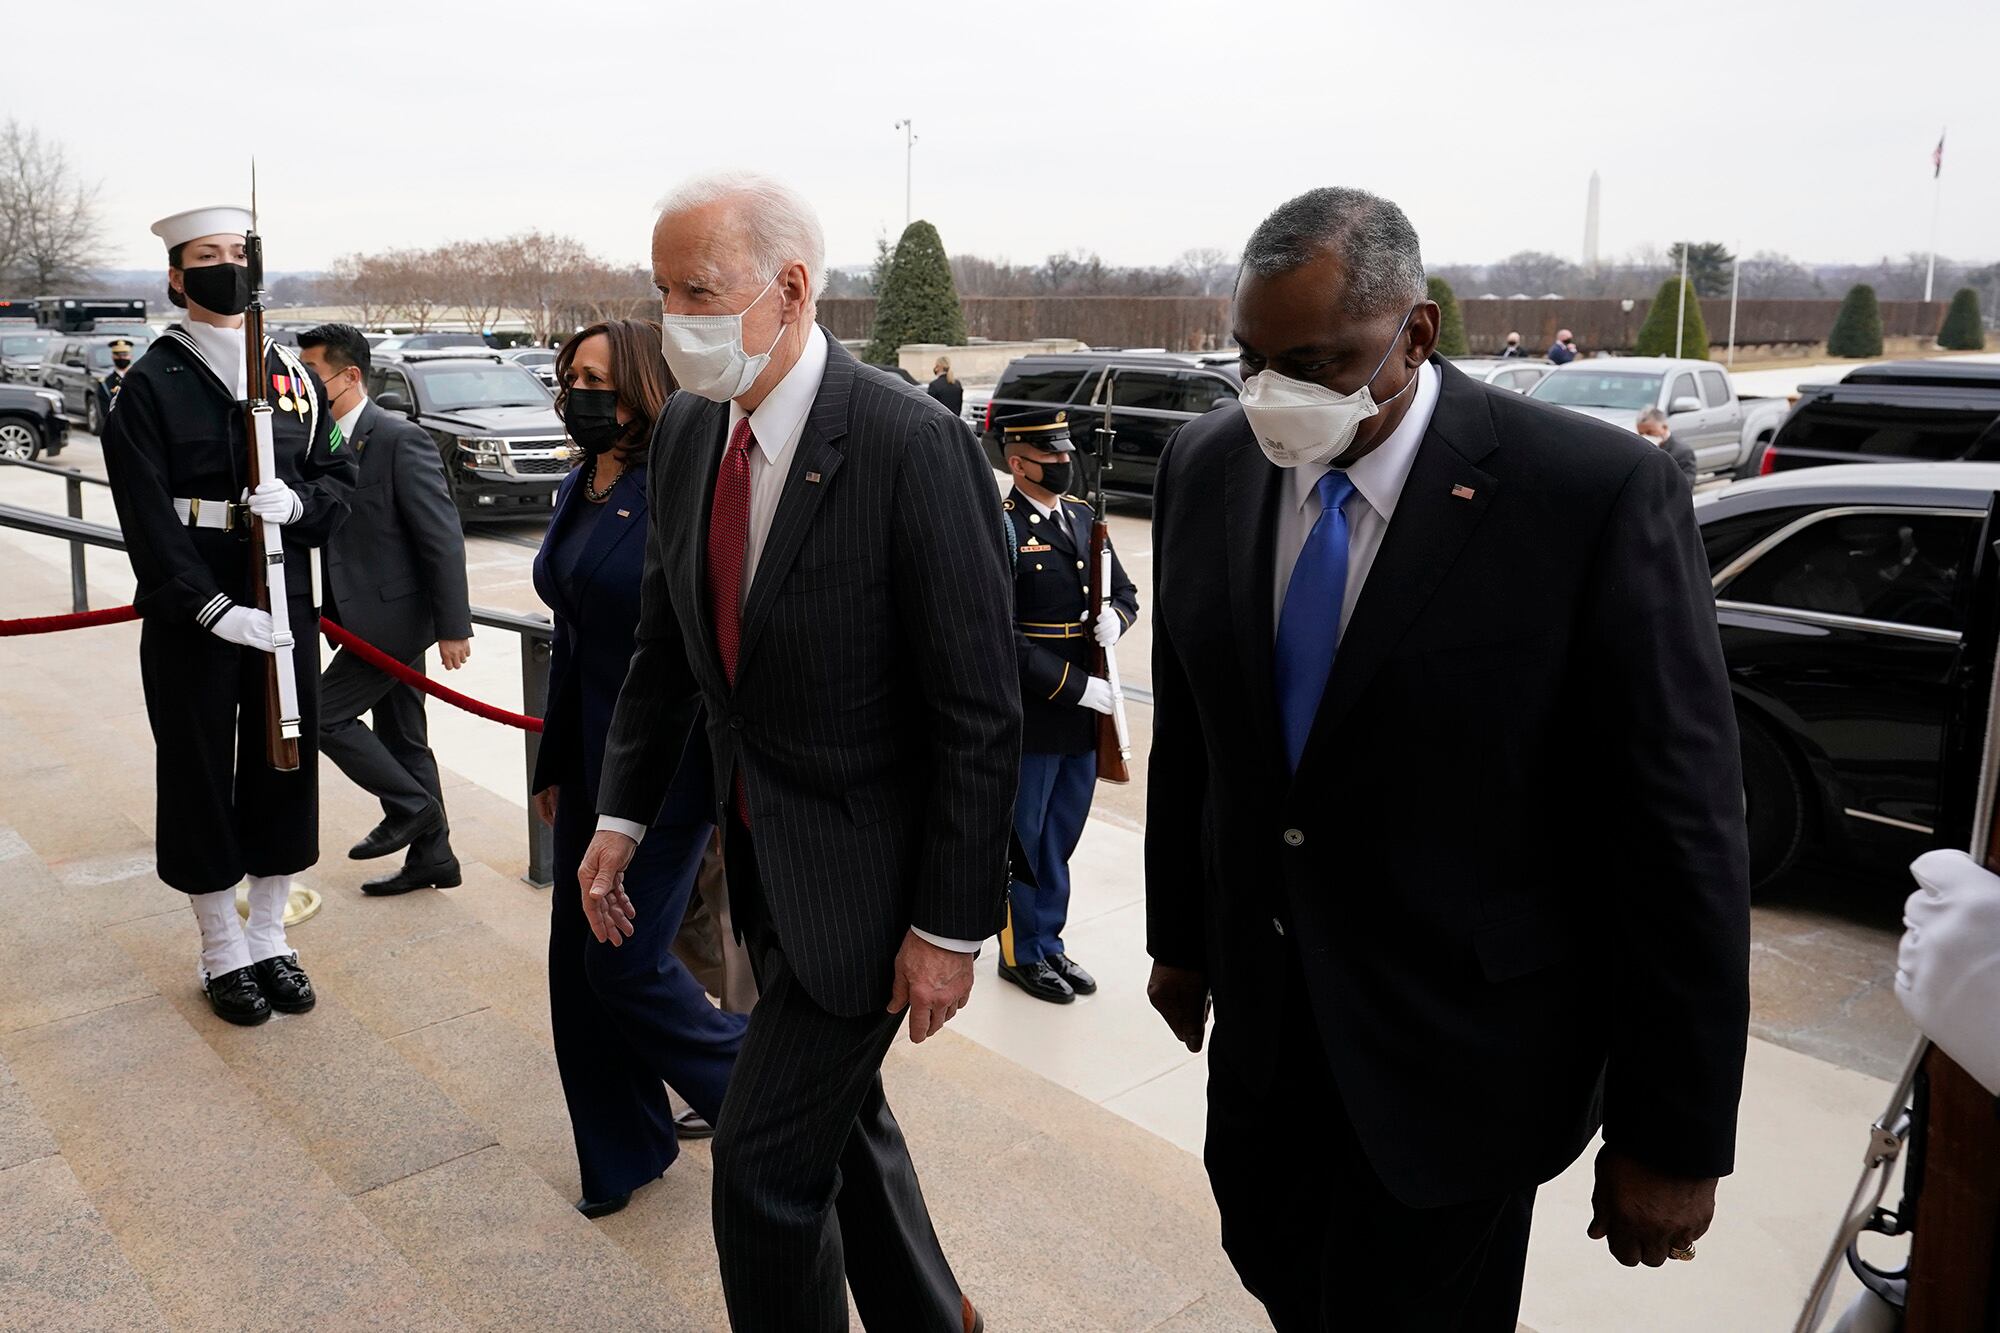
[708, 418, 755, 823]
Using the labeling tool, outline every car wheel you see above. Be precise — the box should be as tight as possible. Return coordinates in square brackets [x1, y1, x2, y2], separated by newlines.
[0, 418, 41, 461]
[85, 394, 102, 436]
[1740, 712, 1806, 893]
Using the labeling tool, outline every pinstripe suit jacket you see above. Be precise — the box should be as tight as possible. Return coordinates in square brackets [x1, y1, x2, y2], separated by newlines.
[598, 333, 1023, 1016]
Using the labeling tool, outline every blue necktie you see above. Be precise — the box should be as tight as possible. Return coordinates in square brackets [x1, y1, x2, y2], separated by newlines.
[1274, 470, 1357, 773]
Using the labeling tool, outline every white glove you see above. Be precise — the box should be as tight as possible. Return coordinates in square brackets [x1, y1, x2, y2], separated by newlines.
[212, 605, 276, 653]
[1899, 849, 2000, 1097]
[1079, 676, 1115, 715]
[246, 479, 304, 525]
[1093, 611, 1124, 648]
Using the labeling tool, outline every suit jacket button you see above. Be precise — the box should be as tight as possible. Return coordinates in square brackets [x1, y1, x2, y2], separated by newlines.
[1282, 828, 1304, 847]
[1273, 918, 1287, 936]
[729, 715, 743, 730]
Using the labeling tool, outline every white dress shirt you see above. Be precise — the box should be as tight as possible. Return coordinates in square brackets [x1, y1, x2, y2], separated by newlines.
[181, 319, 249, 398]
[596, 325, 979, 952]
[334, 393, 367, 448]
[1272, 360, 1441, 640]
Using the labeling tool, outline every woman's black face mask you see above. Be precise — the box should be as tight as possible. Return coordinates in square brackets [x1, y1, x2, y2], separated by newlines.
[563, 387, 625, 455]
[179, 262, 253, 317]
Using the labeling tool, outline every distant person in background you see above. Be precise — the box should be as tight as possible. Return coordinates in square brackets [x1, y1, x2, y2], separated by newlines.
[927, 355, 964, 416]
[1547, 328, 1577, 364]
[1636, 407, 1698, 488]
[534, 317, 747, 1219]
[299, 322, 472, 897]
[1498, 331, 1524, 358]
[97, 338, 136, 423]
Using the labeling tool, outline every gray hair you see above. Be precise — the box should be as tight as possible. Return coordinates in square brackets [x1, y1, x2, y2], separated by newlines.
[1239, 187, 1427, 318]
[1636, 407, 1670, 430]
[656, 171, 826, 307]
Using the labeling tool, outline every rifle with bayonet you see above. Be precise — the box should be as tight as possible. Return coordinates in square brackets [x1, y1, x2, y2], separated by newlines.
[1088, 395, 1131, 785]
[243, 163, 302, 771]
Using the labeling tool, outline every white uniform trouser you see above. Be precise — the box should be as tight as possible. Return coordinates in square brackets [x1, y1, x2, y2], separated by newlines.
[190, 875, 293, 983]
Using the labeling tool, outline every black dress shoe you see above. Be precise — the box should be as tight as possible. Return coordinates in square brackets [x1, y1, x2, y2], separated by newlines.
[203, 965, 271, 1026]
[361, 858, 462, 896]
[348, 805, 445, 861]
[1046, 952, 1097, 995]
[252, 953, 316, 1014]
[998, 958, 1075, 1005]
[576, 1191, 630, 1219]
[673, 1107, 714, 1140]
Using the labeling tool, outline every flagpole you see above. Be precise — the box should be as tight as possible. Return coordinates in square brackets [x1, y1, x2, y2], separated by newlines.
[1675, 242, 1689, 359]
[1925, 173, 1942, 304]
[1727, 247, 1740, 367]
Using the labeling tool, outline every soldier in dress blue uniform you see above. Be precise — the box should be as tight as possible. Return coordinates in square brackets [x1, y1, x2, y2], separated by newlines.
[96, 338, 135, 423]
[101, 205, 355, 1027]
[997, 408, 1138, 1004]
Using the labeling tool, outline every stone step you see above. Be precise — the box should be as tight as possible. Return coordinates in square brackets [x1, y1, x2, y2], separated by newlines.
[0, 1047, 171, 1333]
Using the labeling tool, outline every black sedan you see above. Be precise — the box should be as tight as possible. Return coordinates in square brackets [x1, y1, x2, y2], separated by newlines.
[1699, 462, 2000, 889]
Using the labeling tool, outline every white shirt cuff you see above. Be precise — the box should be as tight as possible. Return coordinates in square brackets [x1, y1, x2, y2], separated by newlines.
[912, 927, 983, 954]
[595, 815, 648, 845]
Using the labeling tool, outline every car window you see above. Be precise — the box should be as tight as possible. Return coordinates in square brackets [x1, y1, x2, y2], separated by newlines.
[413, 363, 548, 411]
[1777, 401, 2000, 461]
[1500, 368, 1541, 392]
[1110, 371, 1181, 412]
[1722, 510, 1980, 632]
[1173, 374, 1236, 414]
[375, 369, 414, 402]
[1530, 371, 1662, 410]
[1699, 370, 1732, 408]
[1670, 374, 1700, 408]
[1700, 506, 1818, 577]
[998, 367, 1089, 404]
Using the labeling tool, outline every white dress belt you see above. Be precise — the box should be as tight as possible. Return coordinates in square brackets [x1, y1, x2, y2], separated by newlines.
[173, 497, 246, 531]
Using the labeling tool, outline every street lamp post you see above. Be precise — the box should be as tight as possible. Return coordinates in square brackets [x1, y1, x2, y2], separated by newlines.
[893, 118, 917, 230]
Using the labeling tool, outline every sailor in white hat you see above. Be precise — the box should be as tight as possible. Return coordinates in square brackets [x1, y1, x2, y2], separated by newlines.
[99, 203, 357, 1026]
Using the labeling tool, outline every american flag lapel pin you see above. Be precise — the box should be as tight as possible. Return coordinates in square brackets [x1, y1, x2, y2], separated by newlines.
[1451, 484, 1477, 500]
[616, 508, 631, 518]
[805, 470, 822, 484]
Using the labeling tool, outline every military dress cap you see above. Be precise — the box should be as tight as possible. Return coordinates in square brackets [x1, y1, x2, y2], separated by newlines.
[149, 205, 252, 250]
[996, 407, 1074, 453]
[108, 338, 134, 354]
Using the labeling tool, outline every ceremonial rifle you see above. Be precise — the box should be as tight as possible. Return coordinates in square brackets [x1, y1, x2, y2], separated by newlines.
[243, 163, 302, 771]
[1087, 392, 1131, 784]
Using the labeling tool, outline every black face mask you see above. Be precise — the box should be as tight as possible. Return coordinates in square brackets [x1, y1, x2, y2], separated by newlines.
[179, 263, 253, 317]
[112, 357, 132, 371]
[563, 388, 626, 456]
[1033, 459, 1073, 495]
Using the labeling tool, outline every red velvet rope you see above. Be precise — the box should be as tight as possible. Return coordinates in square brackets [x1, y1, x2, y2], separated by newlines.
[0, 602, 543, 733]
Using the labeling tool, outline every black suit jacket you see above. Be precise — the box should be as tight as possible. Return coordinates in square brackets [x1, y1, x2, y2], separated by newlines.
[324, 401, 472, 659]
[1146, 357, 1751, 1208]
[598, 333, 1022, 1016]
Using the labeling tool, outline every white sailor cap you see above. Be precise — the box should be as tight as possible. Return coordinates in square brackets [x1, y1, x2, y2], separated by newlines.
[150, 206, 252, 251]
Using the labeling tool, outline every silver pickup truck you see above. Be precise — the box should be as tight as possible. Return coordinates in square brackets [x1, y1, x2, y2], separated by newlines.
[1527, 356, 1791, 479]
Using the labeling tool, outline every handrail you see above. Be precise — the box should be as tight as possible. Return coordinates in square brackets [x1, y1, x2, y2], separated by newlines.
[0, 457, 111, 486]
[0, 499, 555, 887]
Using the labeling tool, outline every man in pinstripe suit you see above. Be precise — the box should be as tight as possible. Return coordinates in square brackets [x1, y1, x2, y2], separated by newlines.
[582, 173, 1018, 1332]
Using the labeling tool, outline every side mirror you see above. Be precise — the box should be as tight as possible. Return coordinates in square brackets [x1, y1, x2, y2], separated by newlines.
[1669, 396, 1702, 415]
[376, 391, 413, 416]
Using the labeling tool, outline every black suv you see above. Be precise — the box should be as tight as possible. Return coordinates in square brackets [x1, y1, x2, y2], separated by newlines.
[39, 333, 154, 435]
[1, 328, 54, 384]
[0, 382, 71, 460]
[977, 350, 1243, 497]
[364, 351, 572, 520]
[1746, 360, 2000, 477]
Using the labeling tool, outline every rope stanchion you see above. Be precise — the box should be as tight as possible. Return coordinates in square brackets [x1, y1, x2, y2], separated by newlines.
[0, 600, 542, 733]
[0, 604, 140, 636]
[319, 617, 543, 733]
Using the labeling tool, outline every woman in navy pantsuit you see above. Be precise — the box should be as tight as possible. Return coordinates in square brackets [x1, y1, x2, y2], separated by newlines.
[533, 318, 746, 1218]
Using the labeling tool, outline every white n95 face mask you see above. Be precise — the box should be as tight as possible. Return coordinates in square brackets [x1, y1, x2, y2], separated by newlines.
[660, 272, 785, 402]
[1239, 305, 1418, 468]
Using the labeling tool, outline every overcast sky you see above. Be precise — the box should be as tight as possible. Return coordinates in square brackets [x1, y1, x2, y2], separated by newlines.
[5, 0, 1992, 277]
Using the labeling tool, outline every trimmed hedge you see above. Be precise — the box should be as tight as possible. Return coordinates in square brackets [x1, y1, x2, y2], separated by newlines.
[1634, 278, 1710, 357]
[1428, 275, 1467, 358]
[1938, 287, 1987, 351]
[1828, 284, 1885, 358]
[864, 220, 966, 365]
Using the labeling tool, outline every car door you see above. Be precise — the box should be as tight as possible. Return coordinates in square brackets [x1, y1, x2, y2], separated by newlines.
[1714, 504, 1985, 856]
[1665, 370, 1724, 472]
[1697, 368, 1743, 471]
[60, 342, 89, 414]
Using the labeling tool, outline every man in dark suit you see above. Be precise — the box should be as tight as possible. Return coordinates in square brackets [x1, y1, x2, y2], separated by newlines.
[1145, 188, 1751, 1330]
[580, 173, 1017, 1333]
[1637, 406, 1700, 488]
[298, 323, 473, 895]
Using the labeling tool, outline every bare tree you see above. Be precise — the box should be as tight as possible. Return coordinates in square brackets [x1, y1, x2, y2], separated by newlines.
[327, 252, 400, 328]
[499, 231, 597, 345]
[1483, 250, 1579, 298]
[0, 120, 104, 289]
[436, 239, 509, 334]
[1176, 247, 1237, 297]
